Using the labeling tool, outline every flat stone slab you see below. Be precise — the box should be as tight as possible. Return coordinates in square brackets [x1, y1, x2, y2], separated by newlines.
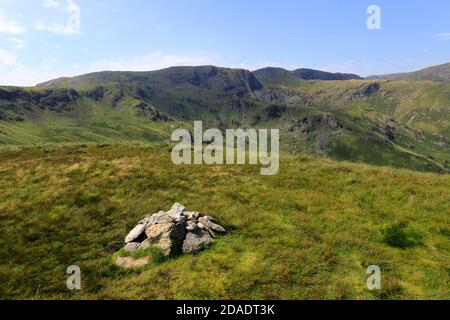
[115, 256, 150, 269]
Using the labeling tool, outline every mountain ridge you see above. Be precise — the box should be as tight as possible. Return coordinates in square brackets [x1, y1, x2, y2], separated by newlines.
[35, 61, 450, 89]
[37, 66, 263, 92]
[253, 67, 362, 85]
[368, 62, 450, 82]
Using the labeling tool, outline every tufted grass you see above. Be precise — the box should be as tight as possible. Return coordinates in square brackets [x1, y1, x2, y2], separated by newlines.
[0, 143, 448, 300]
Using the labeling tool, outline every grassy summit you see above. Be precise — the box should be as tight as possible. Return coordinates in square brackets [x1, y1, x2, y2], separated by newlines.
[0, 143, 448, 299]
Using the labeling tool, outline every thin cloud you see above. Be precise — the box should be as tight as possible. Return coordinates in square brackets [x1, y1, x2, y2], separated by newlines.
[36, 0, 81, 35]
[0, 49, 16, 66]
[0, 12, 26, 34]
[90, 50, 223, 72]
[8, 37, 28, 50]
[90, 51, 301, 73]
[0, 55, 67, 86]
[436, 33, 450, 41]
[36, 20, 80, 35]
[43, 0, 60, 8]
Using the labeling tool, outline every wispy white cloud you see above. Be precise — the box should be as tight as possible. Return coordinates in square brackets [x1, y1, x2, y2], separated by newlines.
[90, 51, 302, 73]
[43, 0, 60, 8]
[90, 50, 223, 71]
[0, 54, 67, 86]
[0, 12, 26, 34]
[0, 48, 16, 66]
[36, 0, 81, 35]
[436, 33, 450, 41]
[8, 37, 27, 50]
[35, 20, 80, 35]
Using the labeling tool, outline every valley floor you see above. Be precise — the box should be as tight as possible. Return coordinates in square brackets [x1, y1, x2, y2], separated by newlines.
[0, 143, 448, 299]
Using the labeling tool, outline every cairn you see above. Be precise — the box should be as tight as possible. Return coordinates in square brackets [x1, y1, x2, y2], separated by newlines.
[123, 203, 226, 257]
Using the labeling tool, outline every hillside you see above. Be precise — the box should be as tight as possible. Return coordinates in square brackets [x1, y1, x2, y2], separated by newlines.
[253, 67, 362, 85]
[0, 66, 449, 173]
[370, 62, 450, 82]
[0, 144, 448, 299]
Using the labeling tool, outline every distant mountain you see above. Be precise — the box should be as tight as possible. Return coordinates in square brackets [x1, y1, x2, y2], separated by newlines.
[292, 68, 362, 81]
[251, 67, 299, 85]
[1, 65, 449, 173]
[253, 67, 362, 85]
[38, 65, 263, 94]
[369, 62, 450, 82]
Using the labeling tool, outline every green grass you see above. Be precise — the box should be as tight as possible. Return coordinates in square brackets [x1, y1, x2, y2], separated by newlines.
[0, 143, 448, 300]
[382, 222, 425, 249]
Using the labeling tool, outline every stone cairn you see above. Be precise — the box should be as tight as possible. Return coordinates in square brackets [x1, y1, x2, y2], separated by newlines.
[123, 203, 226, 257]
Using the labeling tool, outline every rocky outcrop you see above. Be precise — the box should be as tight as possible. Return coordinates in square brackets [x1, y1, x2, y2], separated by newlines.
[323, 114, 342, 129]
[264, 104, 287, 119]
[358, 82, 380, 97]
[122, 203, 226, 261]
[0, 88, 80, 122]
[135, 102, 169, 121]
[385, 117, 396, 140]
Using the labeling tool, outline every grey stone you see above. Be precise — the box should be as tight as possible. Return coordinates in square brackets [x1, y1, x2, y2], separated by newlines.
[167, 202, 186, 222]
[115, 256, 149, 269]
[198, 216, 226, 233]
[148, 211, 173, 225]
[199, 215, 217, 223]
[186, 221, 198, 232]
[125, 223, 146, 243]
[184, 211, 199, 221]
[141, 239, 151, 249]
[145, 222, 174, 241]
[145, 221, 186, 256]
[182, 229, 214, 253]
[124, 242, 142, 253]
[197, 222, 206, 230]
[139, 211, 165, 226]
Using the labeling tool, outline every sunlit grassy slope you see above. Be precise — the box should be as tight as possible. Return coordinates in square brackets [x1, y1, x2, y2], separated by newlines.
[0, 99, 174, 145]
[0, 144, 448, 300]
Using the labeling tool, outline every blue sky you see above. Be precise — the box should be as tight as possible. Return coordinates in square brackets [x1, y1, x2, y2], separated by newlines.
[0, 0, 449, 86]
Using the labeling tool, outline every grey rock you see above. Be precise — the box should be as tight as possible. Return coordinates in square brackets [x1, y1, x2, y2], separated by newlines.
[184, 211, 199, 221]
[145, 222, 174, 240]
[385, 117, 396, 128]
[416, 130, 426, 141]
[199, 215, 217, 223]
[325, 114, 341, 129]
[145, 221, 186, 256]
[167, 202, 186, 222]
[186, 221, 198, 231]
[141, 239, 151, 249]
[139, 211, 164, 226]
[199, 216, 226, 233]
[182, 229, 215, 253]
[125, 223, 146, 244]
[358, 82, 380, 96]
[147, 211, 173, 225]
[124, 242, 142, 253]
[207, 228, 217, 239]
[197, 222, 206, 230]
[115, 256, 149, 269]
